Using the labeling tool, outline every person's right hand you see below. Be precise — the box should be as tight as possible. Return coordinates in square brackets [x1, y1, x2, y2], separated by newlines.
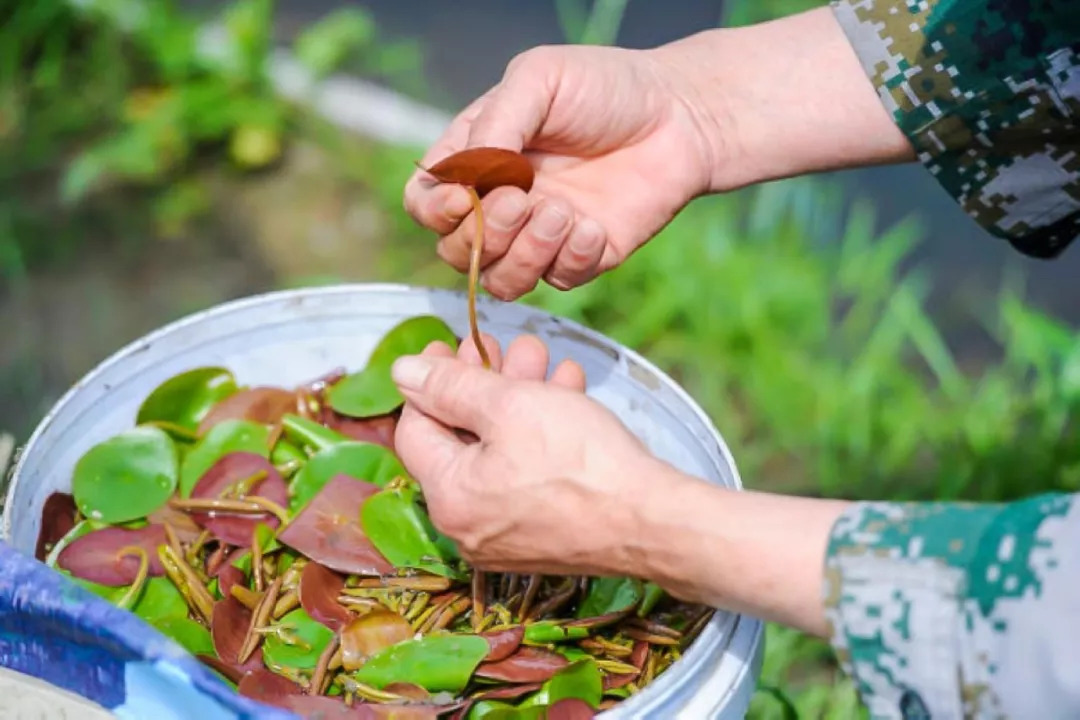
[402, 43, 722, 300]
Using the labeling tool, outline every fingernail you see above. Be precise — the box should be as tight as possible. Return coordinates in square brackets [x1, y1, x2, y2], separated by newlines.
[443, 189, 472, 221]
[487, 193, 528, 232]
[392, 356, 433, 391]
[569, 218, 603, 254]
[533, 204, 570, 242]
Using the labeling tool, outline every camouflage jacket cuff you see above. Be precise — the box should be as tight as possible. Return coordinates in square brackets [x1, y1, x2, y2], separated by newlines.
[830, 0, 1080, 259]
[823, 495, 1078, 719]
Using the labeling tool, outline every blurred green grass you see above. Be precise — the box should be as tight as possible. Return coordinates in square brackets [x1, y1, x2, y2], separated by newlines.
[5, 1, 1079, 717]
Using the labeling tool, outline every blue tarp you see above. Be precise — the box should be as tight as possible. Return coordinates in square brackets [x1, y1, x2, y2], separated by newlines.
[0, 541, 296, 719]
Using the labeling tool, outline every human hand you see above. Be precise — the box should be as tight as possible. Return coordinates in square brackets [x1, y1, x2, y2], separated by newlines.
[391, 333, 666, 578]
[402, 43, 721, 300]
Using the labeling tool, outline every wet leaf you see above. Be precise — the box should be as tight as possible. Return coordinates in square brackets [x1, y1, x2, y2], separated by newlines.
[519, 659, 602, 710]
[56, 525, 167, 586]
[420, 148, 535, 198]
[360, 484, 461, 579]
[35, 492, 77, 562]
[263, 608, 335, 672]
[132, 576, 188, 624]
[475, 647, 569, 684]
[298, 561, 353, 631]
[212, 595, 253, 665]
[72, 426, 179, 523]
[153, 616, 214, 656]
[198, 386, 296, 434]
[328, 316, 458, 418]
[180, 419, 271, 497]
[352, 633, 489, 694]
[238, 668, 304, 709]
[278, 474, 394, 576]
[327, 412, 398, 450]
[481, 626, 525, 663]
[340, 609, 414, 670]
[522, 622, 589, 646]
[283, 413, 352, 452]
[188, 452, 288, 544]
[45, 518, 107, 568]
[137, 367, 238, 431]
[575, 577, 644, 620]
[289, 442, 406, 512]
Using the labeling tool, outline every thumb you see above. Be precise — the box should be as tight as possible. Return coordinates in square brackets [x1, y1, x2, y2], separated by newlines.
[466, 51, 556, 151]
[391, 355, 505, 435]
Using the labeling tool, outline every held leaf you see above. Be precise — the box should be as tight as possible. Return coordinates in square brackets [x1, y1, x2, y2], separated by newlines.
[419, 147, 535, 198]
[352, 633, 489, 694]
[328, 316, 458, 418]
[136, 367, 238, 431]
[179, 419, 270, 497]
[289, 441, 407, 512]
[72, 426, 179, 523]
[360, 483, 462, 579]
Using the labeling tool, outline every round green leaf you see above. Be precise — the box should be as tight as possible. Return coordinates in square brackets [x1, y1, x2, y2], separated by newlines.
[152, 616, 215, 656]
[263, 608, 335, 672]
[328, 316, 458, 418]
[523, 622, 590, 646]
[73, 427, 179, 523]
[289, 442, 406, 512]
[136, 367, 238, 431]
[132, 577, 188, 624]
[360, 485, 462, 579]
[352, 634, 489, 693]
[576, 577, 644, 619]
[179, 419, 270, 497]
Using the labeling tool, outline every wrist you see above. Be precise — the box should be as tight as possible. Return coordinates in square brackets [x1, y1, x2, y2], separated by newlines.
[652, 7, 915, 193]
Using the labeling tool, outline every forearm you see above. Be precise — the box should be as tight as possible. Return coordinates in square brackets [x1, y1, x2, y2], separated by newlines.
[651, 6, 916, 192]
[631, 460, 848, 636]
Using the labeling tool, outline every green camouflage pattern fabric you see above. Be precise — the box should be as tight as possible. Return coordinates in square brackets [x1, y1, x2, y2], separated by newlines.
[831, 0, 1080, 259]
[823, 493, 1080, 718]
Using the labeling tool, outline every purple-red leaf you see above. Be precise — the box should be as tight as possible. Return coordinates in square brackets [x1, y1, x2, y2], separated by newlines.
[278, 474, 393, 576]
[473, 683, 543, 701]
[298, 561, 353, 631]
[212, 596, 259, 667]
[237, 668, 303, 709]
[214, 551, 247, 600]
[547, 698, 596, 720]
[480, 626, 525, 663]
[474, 646, 569, 684]
[36, 492, 77, 562]
[56, 525, 166, 586]
[197, 387, 296, 434]
[190, 452, 288, 545]
[326, 412, 397, 450]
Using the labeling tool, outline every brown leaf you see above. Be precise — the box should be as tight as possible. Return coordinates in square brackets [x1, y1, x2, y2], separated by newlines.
[340, 609, 415, 671]
[197, 387, 296, 434]
[298, 561, 353, 631]
[474, 646, 568, 683]
[35, 492, 77, 562]
[419, 147, 534, 197]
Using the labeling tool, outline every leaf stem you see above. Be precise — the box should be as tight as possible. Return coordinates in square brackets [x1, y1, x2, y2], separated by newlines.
[466, 186, 492, 370]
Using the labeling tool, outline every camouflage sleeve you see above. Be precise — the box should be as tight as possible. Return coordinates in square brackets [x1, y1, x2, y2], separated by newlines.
[823, 493, 1080, 718]
[830, 0, 1080, 259]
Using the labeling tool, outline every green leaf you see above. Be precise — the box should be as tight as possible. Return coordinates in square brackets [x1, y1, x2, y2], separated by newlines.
[152, 616, 215, 657]
[352, 634, 489, 693]
[467, 702, 546, 720]
[289, 441, 406, 512]
[135, 369, 236, 431]
[519, 659, 603, 709]
[132, 577, 188, 624]
[522, 621, 590, 646]
[281, 413, 351, 452]
[263, 608, 335, 672]
[638, 582, 665, 617]
[293, 8, 375, 78]
[328, 316, 458, 418]
[73, 427, 179, 523]
[179, 419, 270, 496]
[360, 483, 462, 579]
[576, 577, 644, 619]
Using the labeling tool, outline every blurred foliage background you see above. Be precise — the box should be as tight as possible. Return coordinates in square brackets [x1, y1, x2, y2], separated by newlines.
[3, 0, 1079, 717]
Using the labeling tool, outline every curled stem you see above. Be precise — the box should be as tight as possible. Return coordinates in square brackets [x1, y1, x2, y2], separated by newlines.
[115, 546, 149, 610]
[465, 186, 491, 370]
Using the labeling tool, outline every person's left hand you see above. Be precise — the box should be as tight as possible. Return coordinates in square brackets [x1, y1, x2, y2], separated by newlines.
[391, 333, 669, 578]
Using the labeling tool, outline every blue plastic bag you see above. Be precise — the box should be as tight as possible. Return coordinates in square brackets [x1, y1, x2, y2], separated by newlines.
[0, 541, 296, 719]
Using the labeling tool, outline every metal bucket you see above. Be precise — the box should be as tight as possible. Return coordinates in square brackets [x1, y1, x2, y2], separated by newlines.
[3, 284, 763, 719]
